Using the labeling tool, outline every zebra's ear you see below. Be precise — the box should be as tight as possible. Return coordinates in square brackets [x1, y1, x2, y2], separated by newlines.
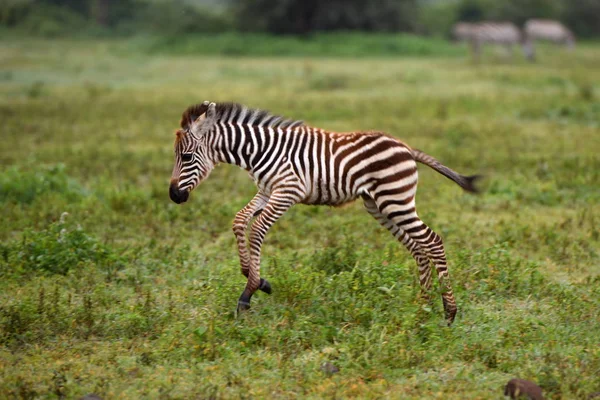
[206, 102, 217, 119]
[188, 102, 218, 135]
[192, 102, 216, 125]
[181, 101, 211, 130]
[193, 101, 212, 124]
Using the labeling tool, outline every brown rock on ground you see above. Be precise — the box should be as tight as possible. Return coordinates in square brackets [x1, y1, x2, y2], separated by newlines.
[79, 395, 103, 400]
[504, 378, 544, 400]
[320, 361, 340, 375]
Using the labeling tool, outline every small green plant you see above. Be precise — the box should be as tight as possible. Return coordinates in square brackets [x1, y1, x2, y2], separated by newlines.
[0, 164, 86, 204]
[310, 236, 358, 275]
[25, 81, 45, 98]
[0, 213, 122, 277]
[578, 82, 594, 101]
[308, 73, 350, 91]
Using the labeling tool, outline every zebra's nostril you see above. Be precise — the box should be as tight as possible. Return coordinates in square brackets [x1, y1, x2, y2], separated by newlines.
[179, 189, 189, 203]
[169, 183, 182, 204]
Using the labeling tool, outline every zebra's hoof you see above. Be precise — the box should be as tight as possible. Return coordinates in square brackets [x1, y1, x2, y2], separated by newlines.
[445, 308, 457, 326]
[236, 300, 251, 315]
[259, 278, 272, 295]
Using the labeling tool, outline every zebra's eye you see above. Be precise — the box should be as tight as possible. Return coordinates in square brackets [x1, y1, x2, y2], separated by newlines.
[181, 153, 193, 162]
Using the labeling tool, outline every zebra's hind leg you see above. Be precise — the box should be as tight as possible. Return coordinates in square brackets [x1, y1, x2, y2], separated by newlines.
[470, 40, 482, 63]
[232, 192, 272, 296]
[370, 196, 457, 325]
[404, 219, 457, 325]
[503, 44, 514, 61]
[237, 191, 297, 314]
[363, 198, 433, 301]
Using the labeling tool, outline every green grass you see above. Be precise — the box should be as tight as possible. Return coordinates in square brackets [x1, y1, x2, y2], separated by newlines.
[1, 36, 599, 399]
[136, 32, 464, 57]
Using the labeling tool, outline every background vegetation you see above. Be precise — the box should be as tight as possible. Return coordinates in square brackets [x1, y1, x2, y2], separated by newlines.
[1, 34, 599, 398]
[1, 0, 600, 38]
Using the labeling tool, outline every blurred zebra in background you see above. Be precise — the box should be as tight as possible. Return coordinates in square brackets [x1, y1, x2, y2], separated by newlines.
[452, 22, 475, 43]
[523, 19, 575, 61]
[452, 22, 523, 61]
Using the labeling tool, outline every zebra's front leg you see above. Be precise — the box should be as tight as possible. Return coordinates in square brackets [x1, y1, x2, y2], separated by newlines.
[232, 192, 272, 295]
[470, 40, 482, 63]
[237, 191, 297, 313]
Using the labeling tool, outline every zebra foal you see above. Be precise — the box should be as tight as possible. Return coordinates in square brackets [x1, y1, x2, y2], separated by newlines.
[169, 101, 480, 325]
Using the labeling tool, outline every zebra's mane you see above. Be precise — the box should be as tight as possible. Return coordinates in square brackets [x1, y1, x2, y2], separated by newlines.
[180, 102, 304, 131]
[180, 102, 209, 130]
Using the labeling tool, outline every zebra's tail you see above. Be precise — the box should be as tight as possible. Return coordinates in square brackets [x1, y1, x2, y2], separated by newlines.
[412, 149, 481, 193]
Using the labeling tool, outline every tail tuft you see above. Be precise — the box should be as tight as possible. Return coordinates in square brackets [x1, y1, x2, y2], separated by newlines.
[412, 148, 482, 194]
[461, 174, 483, 193]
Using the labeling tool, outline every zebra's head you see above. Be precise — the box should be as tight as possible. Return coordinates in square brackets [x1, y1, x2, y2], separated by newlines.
[169, 101, 218, 204]
[452, 22, 473, 42]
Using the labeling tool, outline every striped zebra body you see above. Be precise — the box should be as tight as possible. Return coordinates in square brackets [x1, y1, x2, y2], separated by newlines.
[524, 19, 575, 61]
[250, 130, 415, 206]
[453, 21, 523, 61]
[169, 102, 480, 325]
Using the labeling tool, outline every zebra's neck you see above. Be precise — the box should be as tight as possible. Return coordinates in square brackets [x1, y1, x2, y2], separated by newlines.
[210, 123, 302, 173]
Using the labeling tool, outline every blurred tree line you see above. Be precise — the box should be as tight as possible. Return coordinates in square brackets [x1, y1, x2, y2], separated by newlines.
[1, 0, 599, 38]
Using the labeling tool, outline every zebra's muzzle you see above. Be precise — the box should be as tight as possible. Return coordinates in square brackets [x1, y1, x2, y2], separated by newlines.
[169, 183, 189, 204]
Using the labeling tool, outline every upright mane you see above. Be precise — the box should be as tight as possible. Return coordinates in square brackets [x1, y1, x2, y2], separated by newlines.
[180, 102, 304, 131]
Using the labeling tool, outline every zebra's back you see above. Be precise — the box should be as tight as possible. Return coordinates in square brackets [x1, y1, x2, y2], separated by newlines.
[525, 19, 574, 43]
[473, 22, 521, 44]
[254, 128, 416, 207]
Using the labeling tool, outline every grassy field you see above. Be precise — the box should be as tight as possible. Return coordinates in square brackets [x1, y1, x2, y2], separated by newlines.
[1, 37, 599, 399]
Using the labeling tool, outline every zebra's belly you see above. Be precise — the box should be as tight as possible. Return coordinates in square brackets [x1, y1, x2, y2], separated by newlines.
[301, 196, 358, 207]
[300, 181, 361, 206]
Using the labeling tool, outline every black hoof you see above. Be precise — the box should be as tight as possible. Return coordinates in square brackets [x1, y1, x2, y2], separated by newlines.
[445, 308, 457, 326]
[237, 300, 251, 314]
[236, 291, 252, 316]
[259, 278, 272, 295]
